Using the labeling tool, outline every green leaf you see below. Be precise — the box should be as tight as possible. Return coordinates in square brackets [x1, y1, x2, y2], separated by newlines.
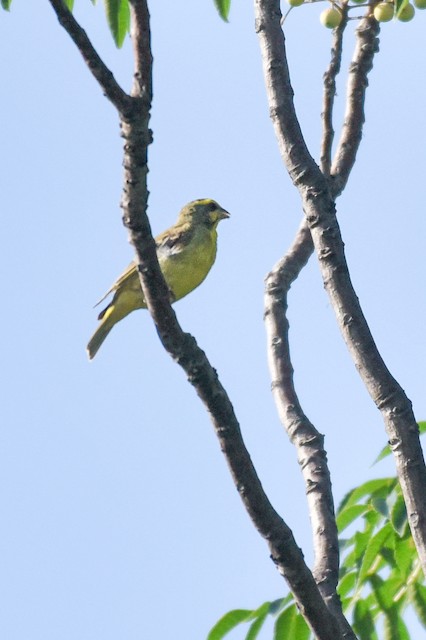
[63, 0, 74, 10]
[207, 609, 254, 640]
[368, 574, 387, 610]
[358, 522, 394, 586]
[246, 603, 270, 640]
[341, 546, 359, 575]
[337, 504, 370, 533]
[364, 507, 382, 530]
[394, 536, 415, 579]
[390, 493, 408, 537]
[353, 599, 378, 640]
[383, 609, 410, 640]
[213, 0, 231, 21]
[292, 612, 311, 640]
[380, 545, 397, 571]
[373, 422, 426, 464]
[373, 443, 391, 465]
[274, 605, 311, 640]
[274, 606, 296, 640]
[339, 478, 397, 511]
[266, 595, 293, 616]
[353, 530, 374, 567]
[1, 0, 12, 9]
[371, 497, 389, 519]
[338, 571, 357, 600]
[369, 573, 403, 612]
[104, 0, 130, 48]
[269, 597, 290, 614]
[344, 529, 374, 571]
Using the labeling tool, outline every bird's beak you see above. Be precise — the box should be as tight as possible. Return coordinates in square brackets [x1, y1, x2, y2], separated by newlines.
[218, 208, 230, 220]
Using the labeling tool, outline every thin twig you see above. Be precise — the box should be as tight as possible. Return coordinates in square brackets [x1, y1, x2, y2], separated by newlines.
[331, 10, 380, 196]
[120, 0, 154, 287]
[320, 7, 348, 177]
[128, 0, 153, 102]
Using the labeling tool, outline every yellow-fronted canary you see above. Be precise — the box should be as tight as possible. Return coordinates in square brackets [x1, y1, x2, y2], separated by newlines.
[87, 198, 229, 359]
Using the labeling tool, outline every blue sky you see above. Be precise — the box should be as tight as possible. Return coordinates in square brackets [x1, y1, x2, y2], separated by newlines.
[1, 1, 425, 639]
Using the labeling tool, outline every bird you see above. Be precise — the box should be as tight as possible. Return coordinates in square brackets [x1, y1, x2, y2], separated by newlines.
[87, 198, 230, 359]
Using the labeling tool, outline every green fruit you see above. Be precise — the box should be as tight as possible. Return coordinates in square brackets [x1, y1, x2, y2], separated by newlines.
[398, 2, 415, 18]
[373, 1, 394, 20]
[320, 7, 342, 27]
[414, 0, 426, 8]
[287, 0, 304, 6]
[351, 0, 366, 4]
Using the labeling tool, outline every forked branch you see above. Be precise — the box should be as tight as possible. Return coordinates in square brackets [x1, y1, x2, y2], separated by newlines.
[257, 0, 426, 589]
[265, 9, 381, 621]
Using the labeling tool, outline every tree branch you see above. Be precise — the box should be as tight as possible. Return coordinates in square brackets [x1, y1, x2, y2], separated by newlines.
[128, 0, 153, 101]
[262, 9, 359, 639]
[264, 13, 384, 599]
[256, 0, 426, 582]
[320, 8, 347, 177]
[48, 0, 133, 116]
[265, 8, 349, 631]
[264, 10, 380, 619]
[264, 222, 350, 630]
[331, 10, 380, 196]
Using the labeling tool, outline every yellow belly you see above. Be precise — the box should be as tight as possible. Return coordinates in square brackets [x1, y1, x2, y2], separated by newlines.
[159, 231, 217, 301]
[103, 225, 219, 326]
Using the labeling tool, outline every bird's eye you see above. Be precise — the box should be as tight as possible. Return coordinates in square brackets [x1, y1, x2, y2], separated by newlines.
[207, 201, 218, 212]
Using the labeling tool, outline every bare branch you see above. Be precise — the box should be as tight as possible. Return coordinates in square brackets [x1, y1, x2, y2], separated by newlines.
[128, 0, 153, 101]
[264, 8, 373, 616]
[48, 0, 133, 116]
[320, 8, 348, 177]
[264, 220, 359, 639]
[264, 222, 346, 624]
[256, 0, 426, 580]
[331, 11, 380, 196]
[258, 7, 357, 636]
[163, 338, 345, 640]
[262, 13, 383, 605]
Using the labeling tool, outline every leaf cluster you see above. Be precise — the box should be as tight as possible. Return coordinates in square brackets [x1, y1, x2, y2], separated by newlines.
[209, 446, 426, 640]
[337, 477, 424, 639]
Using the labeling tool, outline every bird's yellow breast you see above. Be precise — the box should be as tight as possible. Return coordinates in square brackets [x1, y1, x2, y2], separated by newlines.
[158, 226, 218, 301]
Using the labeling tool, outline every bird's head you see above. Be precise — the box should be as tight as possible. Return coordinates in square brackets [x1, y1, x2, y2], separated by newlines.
[179, 198, 230, 228]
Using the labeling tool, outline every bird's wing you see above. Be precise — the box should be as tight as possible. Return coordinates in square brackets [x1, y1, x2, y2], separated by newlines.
[94, 261, 136, 307]
[155, 223, 194, 257]
[94, 223, 194, 307]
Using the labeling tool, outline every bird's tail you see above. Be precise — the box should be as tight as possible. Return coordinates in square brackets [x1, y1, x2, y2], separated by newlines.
[87, 315, 115, 360]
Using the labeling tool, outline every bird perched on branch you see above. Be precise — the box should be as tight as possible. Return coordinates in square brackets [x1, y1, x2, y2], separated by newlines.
[87, 198, 230, 359]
